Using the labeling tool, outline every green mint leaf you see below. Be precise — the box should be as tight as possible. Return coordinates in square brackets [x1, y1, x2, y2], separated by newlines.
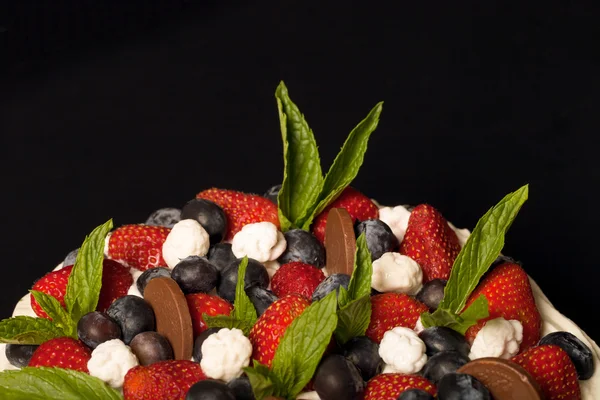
[202, 314, 254, 336]
[347, 233, 373, 301]
[337, 285, 350, 309]
[301, 102, 383, 230]
[244, 362, 279, 400]
[64, 219, 113, 324]
[233, 257, 258, 324]
[271, 290, 338, 398]
[334, 294, 372, 344]
[29, 291, 76, 339]
[0, 367, 122, 400]
[276, 81, 324, 230]
[0, 317, 65, 345]
[421, 295, 489, 335]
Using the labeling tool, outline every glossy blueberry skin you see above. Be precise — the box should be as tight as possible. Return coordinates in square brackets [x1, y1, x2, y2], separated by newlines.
[218, 258, 269, 303]
[342, 336, 383, 381]
[421, 351, 470, 385]
[313, 354, 365, 400]
[181, 199, 227, 245]
[354, 219, 399, 261]
[107, 295, 155, 344]
[312, 273, 351, 302]
[208, 243, 237, 272]
[227, 376, 255, 400]
[130, 331, 174, 366]
[5, 344, 38, 368]
[145, 207, 182, 228]
[171, 256, 219, 294]
[397, 389, 435, 400]
[186, 379, 236, 400]
[193, 327, 222, 363]
[246, 286, 278, 317]
[539, 331, 595, 380]
[418, 327, 470, 358]
[136, 267, 172, 296]
[415, 279, 447, 311]
[77, 311, 122, 349]
[277, 229, 326, 268]
[437, 373, 491, 400]
[63, 248, 79, 266]
[263, 184, 281, 204]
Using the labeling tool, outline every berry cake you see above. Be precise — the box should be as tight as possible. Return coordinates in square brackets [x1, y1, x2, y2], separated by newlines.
[0, 82, 598, 400]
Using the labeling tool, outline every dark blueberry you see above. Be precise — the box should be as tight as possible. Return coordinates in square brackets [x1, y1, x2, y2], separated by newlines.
[107, 295, 155, 344]
[312, 273, 351, 302]
[421, 351, 470, 385]
[397, 389, 435, 400]
[354, 219, 399, 261]
[136, 267, 172, 296]
[208, 243, 238, 272]
[218, 258, 269, 303]
[539, 331, 595, 380]
[227, 376, 255, 400]
[77, 311, 122, 349]
[171, 256, 219, 294]
[181, 199, 227, 245]
[63, 248, 79, 266]
[145, 207, 182, 228]
[313, 354, 365, 400]
[415, 279, 447, 311]
[418, 327, 470, 358]
[5, 344, 38, 368]
[277, 229, 326, 268]
[263, 184, 282, 204]
[246, 286, 278, 317]
[437, 373, 491, 400]
[130, 331, 174, 366]
[186, 379, 236, 400]
[193, 327, 222, 362]
[342, 336, 383, 381]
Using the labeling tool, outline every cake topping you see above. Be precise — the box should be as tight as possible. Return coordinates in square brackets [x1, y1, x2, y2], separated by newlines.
[324, 208, 356, 276]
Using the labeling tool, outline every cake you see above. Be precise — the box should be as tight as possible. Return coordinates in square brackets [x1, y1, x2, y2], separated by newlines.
[0, 82, 598, 400]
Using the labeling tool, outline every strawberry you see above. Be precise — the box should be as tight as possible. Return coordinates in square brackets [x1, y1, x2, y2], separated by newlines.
[464, 262, 542, 351]
[270, 262, 326, 300]
[311, 187, 378, 243]
[28, 337, 91, 372]
[196, 188, 279, 241]
[248, 294, 310, 367]
[185, 293, 233, 337]
[30, 265, 73, 319]
[512, 344, 581, 399]
[107, 224, 170, 271]
[363, 373, 437, 399]
[123, 360, 206, 400]
[399, 204, 461, 283]
[366, 293, 428, 343]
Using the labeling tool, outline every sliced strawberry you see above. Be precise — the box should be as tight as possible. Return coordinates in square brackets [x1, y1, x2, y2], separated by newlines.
[363, 373, 437, 399]
[270, 262, 325, 300]
[107, 224, 170, 271]
[28, 337, 91, 373]
[366, 293, 428, 343]
[185, 293, 233, 337]
[97, 259, 133, 312]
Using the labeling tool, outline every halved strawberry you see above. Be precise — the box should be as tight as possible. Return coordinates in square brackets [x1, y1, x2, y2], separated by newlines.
[185, 293, 233, 337]
[366, 293, 428, 343]
[107, 224, 170, 271]
[28, 337, 91, 373]
[363, 373, 437, 399]
[270, 262, 325, 300]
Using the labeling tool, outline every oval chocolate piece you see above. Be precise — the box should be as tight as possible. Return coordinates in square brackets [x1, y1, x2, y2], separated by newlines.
[324, 208, 356, 276]
[143, 277, 194, 361]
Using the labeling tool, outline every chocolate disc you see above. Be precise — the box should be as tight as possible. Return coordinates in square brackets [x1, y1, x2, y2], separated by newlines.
[143, 277, 194, 361]
[458, 357, 543, 400]
[324, 208, 356, 276]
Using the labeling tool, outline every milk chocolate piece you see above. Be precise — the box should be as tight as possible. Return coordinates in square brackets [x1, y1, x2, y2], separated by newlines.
[324, 208, 356, 275]
[458, 357, 543, 400]
[143, 277, 193, 361]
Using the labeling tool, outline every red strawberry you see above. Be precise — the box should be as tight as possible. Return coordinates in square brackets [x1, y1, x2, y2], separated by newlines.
[311, 187, 378, 243]
[107, 224, 170, 271]
[512, 344, 581, 400]
[363, 373, 437, 399]
[399, 204, 461, 283]
[464, 262, 542, 351]
[185, 293, 233, 337]
[248, 294, 310, 367]
[123, 360, 206, 400]
[97, 259, 133, 312]
[196, 188, 279, 241]
[31, 265, 73, 319]
[28, 337, 91, 372]
[366, 293, 428, 343]
[270, 262, 326, 300]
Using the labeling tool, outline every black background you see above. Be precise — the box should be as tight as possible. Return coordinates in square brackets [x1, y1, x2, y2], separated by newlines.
[1, 1, 599, 340]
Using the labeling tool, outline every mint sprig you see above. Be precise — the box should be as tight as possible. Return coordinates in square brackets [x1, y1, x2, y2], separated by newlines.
[29, 291, 76, 339]
[421, 184, 529, 333]
[0, 317, 66, 345]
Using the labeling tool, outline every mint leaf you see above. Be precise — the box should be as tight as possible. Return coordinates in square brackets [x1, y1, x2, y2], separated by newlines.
[29, 291, 76, 339]
[0, 367, 122, 400]
[64, 219, 113, 323]
[337, 285, 350, 309]
[301, 102, 383, 229]
[233, 257, 258, 324]
[202, 315, 254, 336]
[0, 317, 65, 345]
[334, 294, 372, 344]
[244, 362, 278, 400]
[276, 81, 324, 230]
[456, 296, 489, 334]
[271, 290, 338, 398]
[347, 233, 373, 301]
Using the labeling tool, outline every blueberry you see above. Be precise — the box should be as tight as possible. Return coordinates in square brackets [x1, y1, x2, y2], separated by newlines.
[355, 219, 399, 261]
[246, 286, 278, 317]
[181, 199, 227, 245]
[415, 279, 447, 311]
[421, 351, 470, 385]
[218, 258, 269, 303]
[397, 389, 435, 400]
[313, 354, 365, 400]
[107, 295, 155, 344]
[277, 229, 326, 268]
[130, 331, 174, 366]
[77, 311, 122, 349]
[312, 274, 351, 302]
[437, 373, 491, 400]
[342, 336, 383, 381]
[145, 207, 182, 228]
[63, 248, 79, 266]
[171, 256, 219, 294]
[186, 379, 236, 400]
[539, 331, 595, 380]
[193, 328, 222, 363]
[418, 327, 470, 358]
[263, 184, 281, 204]
[136, 267, 172, 296]
[208, 243, 238, 272]
[227, 376, 255, 400]
[5, 344, 38, 368]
